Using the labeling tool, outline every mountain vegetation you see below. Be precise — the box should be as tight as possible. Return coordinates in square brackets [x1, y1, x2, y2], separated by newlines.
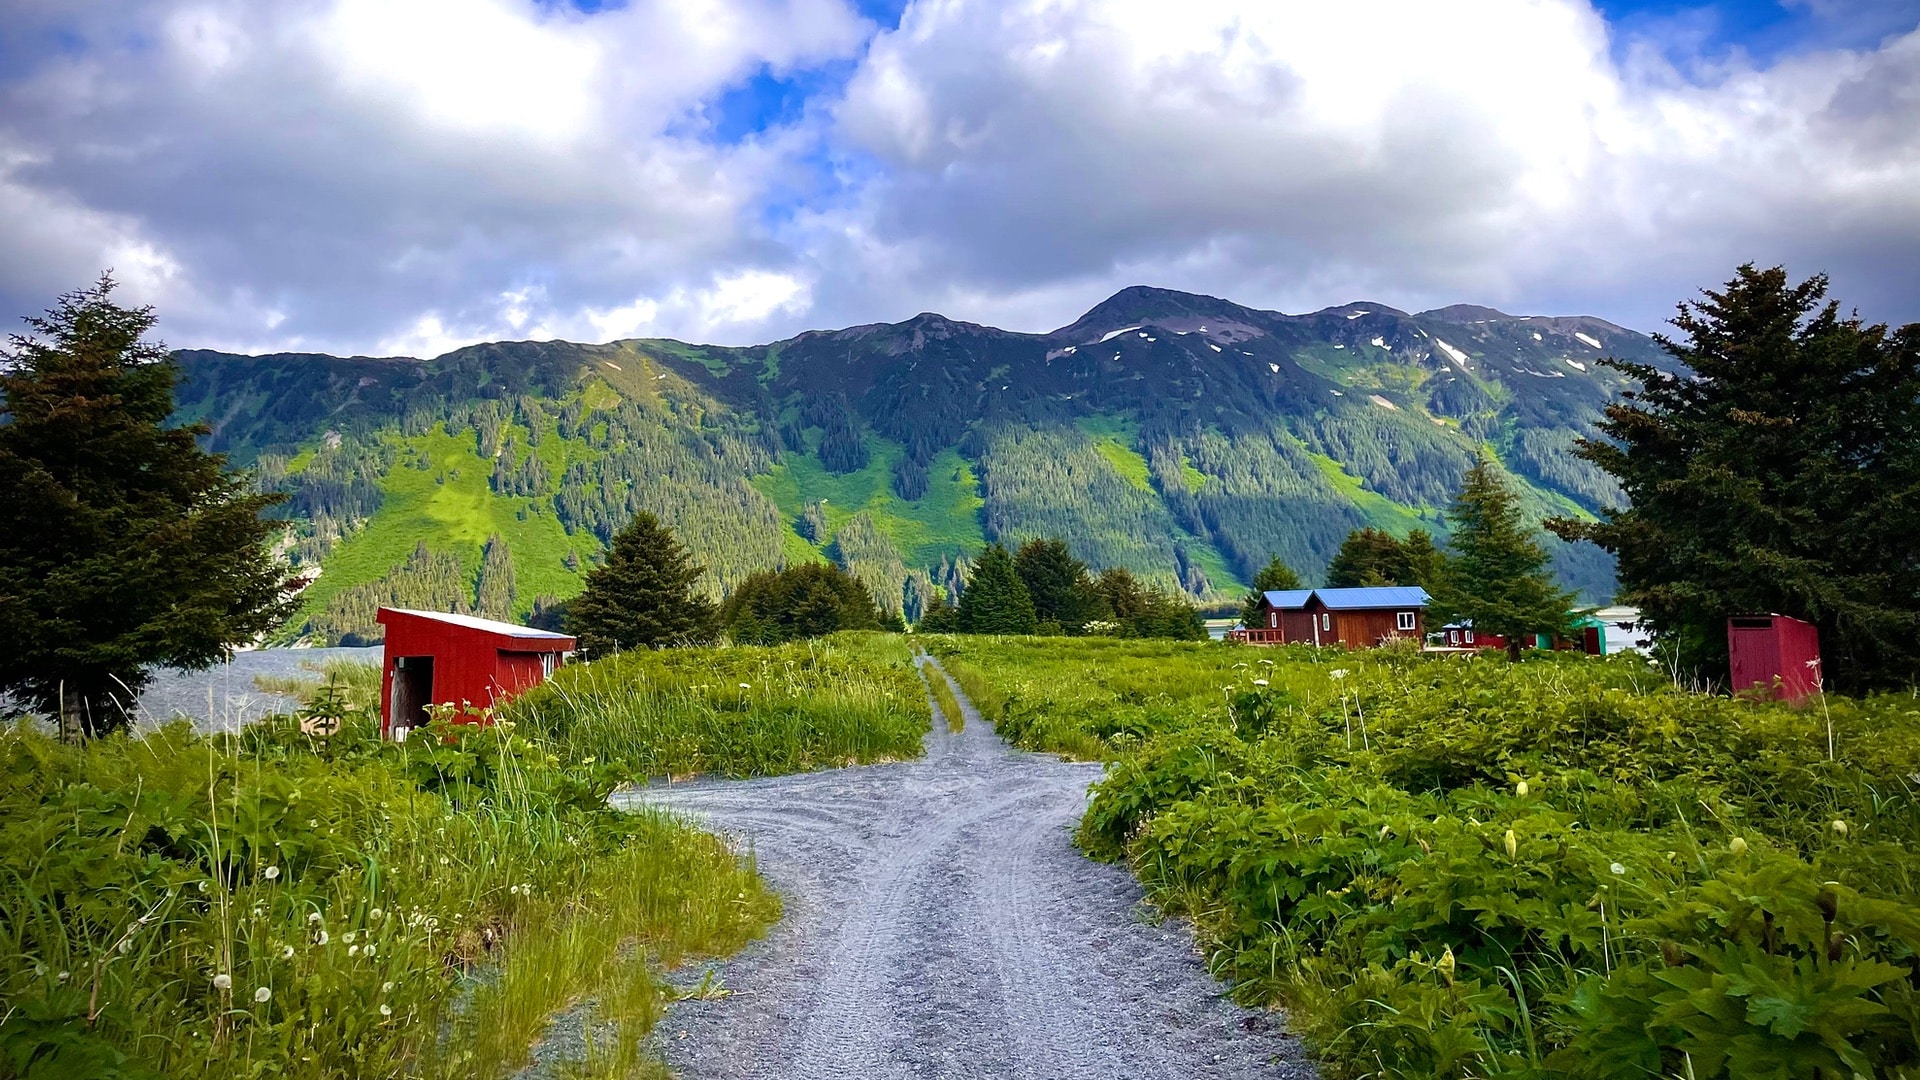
[1551, 265, 1920, 692]
[719, 563, 891, 645]
[566, 511, 718, 655]
[165, 286, 1676, 643]
[0, 277, 297, 734]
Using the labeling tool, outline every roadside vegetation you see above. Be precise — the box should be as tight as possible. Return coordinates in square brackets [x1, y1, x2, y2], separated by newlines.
[938, 636, 1920, 1078]
[1, 636, 932, 1078]
[504, 633, 929, 780]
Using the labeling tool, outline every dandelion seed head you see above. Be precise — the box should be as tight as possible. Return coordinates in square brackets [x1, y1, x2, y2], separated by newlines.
[379, 1004, 392, 1017]
[254, 986, 271, 1003]
[263, 866, 280, 881]
[1610, 862, 1626, 875]
[212, 973, 232, 991]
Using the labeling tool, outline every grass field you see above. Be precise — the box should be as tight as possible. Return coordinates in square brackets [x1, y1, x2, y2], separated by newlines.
[0, 636, 929, 1079]
[936, 636, 1920, 1079]
[505, 633, 930, 779]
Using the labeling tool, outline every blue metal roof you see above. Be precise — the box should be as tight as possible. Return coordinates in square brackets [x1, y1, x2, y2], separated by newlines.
[1316, 586, 1430, 610]
[1261, 589, 1314, 608]
[1263, 587, 1430, 610]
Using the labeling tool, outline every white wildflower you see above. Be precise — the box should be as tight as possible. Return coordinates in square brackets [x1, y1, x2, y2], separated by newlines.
[348, 945, 359, 957]
[1516, 781, 1529, 797]
[363, 944, 376, 957]
[1832, 820, 1850, 836]
[1329, 669, 1349, 680]
[254, 986, 271, 1003]
[307, 912, 322, 925]
[1610, 863, 1626, 876]
[281, 946, 295, 960]
[369, 908, 383, 922]
[315, 930, 329, 946]
[213, 974, 232, 991]
[382, 981, 395, 993]
[263, 866, 280, 881]
[379, 1004, 392, 1017]
[1252, 679, 1269, 686]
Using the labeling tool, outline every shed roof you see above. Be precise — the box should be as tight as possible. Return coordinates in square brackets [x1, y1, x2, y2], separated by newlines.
[1261, 589, 1314, 609]
[378, 608, 573, 641]
[1264, 587, 1430, 611]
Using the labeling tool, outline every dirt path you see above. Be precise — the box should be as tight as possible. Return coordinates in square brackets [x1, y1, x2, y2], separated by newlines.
[615, 656, 1318, 1080]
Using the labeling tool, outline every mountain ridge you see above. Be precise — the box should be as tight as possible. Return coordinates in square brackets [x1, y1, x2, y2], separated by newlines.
[168, 286, 1667, 644]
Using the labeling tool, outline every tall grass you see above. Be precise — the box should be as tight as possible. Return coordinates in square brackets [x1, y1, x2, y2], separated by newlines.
[0, 666, 777, 1079]
[507, 633, 929, 779]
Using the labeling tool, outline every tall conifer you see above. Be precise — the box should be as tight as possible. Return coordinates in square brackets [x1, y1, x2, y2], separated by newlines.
[565, 511, 717, 654]
[1442, 457, 1573, 660]
[957, 543, 1037, 634]
[1014, 537, 1107, 635]
[1551, 265, 1920, 690]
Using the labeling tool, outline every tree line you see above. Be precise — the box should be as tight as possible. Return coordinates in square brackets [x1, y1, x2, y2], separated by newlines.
[3, 264, 1914, 735]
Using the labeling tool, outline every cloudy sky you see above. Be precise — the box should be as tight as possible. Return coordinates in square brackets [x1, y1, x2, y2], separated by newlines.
[2, 0, 1916, 356]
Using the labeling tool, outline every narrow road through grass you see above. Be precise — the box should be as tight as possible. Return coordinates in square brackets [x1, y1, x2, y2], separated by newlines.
[615, 655, 1318, 1080]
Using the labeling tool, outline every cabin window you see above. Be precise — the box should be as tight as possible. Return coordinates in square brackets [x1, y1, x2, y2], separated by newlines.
[1320, 613, 1331, 631]
[1269, 612, 1278, 628]
[1396, 611, 1416, 631]
[1465, 630, 1476, 644]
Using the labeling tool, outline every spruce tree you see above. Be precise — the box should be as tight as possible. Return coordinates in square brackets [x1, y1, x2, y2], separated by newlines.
[474, 534, 516, 619]
[1239, 554, 1303, 628]
[1014, 537, 1107, 635]
[1325, 528, 1407, 587]
[0, 276, 297, 736]
[915, 589, 960, 633]
[564, 511, 717, 654]
[957, 543, 1037, 634]
[1443, 457, 1573, 660]
[719, 562, 884, 644]
[1550, 265, 1920, 691]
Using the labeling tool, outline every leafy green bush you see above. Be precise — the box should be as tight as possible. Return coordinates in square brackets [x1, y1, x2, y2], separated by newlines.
[954, 638, 1920, 1077]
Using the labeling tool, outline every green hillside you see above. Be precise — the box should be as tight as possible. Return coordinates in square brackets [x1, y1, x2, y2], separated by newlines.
[172, 287, 1668, 643]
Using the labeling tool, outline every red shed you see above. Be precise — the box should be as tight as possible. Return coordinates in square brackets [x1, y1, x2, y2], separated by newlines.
[1727, 613, 1822, 705]
[376, 607, 576, 739]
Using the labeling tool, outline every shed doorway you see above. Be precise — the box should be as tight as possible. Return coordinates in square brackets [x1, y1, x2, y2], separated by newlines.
[390, 655, 434, 740]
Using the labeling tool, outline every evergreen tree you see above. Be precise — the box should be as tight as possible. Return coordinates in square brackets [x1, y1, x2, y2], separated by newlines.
[957, 543, 1037, 634]
[1094, 567, 1205, 639]
[1397, 529, 1447, 589]
[0, 276, 297, 736]
[564, 511, 717, 654]
[1014, 537, 1108, 635]
[474, 534, 516, 619]
[1239, 554, 1304, 628]
[526, 593, 570, 633]
[915, 589, 960, 633]
[719, 562, 884, 644]
[1095, 567, 1148, 624]
[1443, 457, 1573, 660]
[1550, 266, 1920, 691]
[1325, 527, 1407, 587]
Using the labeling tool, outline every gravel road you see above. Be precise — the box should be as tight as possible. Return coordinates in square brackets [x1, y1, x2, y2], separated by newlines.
[616, 655, 1318, 1080]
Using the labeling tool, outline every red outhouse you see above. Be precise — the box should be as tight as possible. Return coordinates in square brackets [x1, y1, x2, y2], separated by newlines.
[376, 608, 576, 739]
[1727, 613, 1822, 705]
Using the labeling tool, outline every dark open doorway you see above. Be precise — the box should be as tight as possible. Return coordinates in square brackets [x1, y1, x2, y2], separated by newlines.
[390, 655, 434, 739]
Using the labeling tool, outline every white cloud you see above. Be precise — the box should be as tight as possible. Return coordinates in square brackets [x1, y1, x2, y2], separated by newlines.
[0, 0, 1915, 355]
[819, 0, 1920, 331]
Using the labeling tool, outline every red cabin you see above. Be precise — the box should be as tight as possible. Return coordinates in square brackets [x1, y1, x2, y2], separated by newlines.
[1727, 613, 1822, 705]
[376, 608, 576, 739]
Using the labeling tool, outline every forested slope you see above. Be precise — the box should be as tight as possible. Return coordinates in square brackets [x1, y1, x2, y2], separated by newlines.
[170, 287, 1671, 643]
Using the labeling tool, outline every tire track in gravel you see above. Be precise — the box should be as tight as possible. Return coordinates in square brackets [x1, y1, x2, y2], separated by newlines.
[616, 655, 1319, 1080]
